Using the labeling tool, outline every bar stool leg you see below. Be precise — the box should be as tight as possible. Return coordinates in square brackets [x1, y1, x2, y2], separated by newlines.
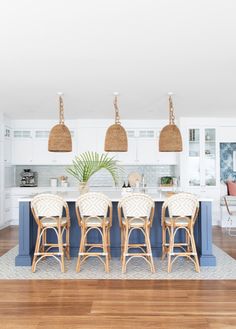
[145, 225, 155, 273]
[32, 227, 41, 273]
[76, 226, 86, 272]
[102, 226, 109, 273]
[58, 226, 65, 273]
[167, 226, 174, 273]
[189, 227, 200, 273]
[120, 226, 124, 261]
[65, 225, 70, 260]
[122, 225, 129, 273]
[162, 224, 167, 260]
[107, 227, 111, 260]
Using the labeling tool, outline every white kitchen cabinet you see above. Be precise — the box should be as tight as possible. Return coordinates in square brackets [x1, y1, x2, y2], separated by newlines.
[4, 127, 12, 164]
[180, 126, 220, 225]
[12, 129, 77, 165]
[77, 127, 106, 155]
[184, 127, 219, 188]
[12, 130, 33, 164]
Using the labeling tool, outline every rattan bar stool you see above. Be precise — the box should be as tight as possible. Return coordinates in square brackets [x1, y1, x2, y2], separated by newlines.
[31, 194, 70, 273]
[118, 193, 155, 273]
[75, 192, 112, 273]
[161, 193, 200, 273]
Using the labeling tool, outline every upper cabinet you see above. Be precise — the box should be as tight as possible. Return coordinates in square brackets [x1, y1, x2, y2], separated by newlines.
[114, 129, 178, 165]
[12, 129, 77, 165]
[3, 126, 12, 164]
[184, 127, 218, 188]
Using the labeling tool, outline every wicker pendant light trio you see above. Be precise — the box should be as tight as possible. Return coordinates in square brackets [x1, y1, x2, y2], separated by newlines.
[104, 93, 128, 152]
[48, 92, 182, 154]
[48, 93, 72, 152]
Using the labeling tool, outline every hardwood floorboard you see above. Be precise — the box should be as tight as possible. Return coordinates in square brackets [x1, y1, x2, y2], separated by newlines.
[0, 226, 235, 328]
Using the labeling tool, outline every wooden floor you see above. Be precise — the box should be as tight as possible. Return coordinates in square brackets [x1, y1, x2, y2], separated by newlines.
[0, 226, 236, 329]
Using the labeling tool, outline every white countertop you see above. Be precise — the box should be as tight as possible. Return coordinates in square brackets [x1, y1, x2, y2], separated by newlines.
[18, 191, 213, 202]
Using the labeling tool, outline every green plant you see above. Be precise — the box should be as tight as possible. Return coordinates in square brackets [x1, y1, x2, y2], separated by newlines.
[66, 151, 121, 185]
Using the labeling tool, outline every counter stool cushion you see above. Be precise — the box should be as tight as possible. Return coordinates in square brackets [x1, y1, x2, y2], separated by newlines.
[164, 217, 190, 226]
[121, 217, 147, 227]
[82, 216, 109, 226]
[40, 217, 67, 227]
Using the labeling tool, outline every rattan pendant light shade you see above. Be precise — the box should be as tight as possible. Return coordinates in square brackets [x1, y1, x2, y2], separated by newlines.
[159, 95, 182, 152]
[104, 94, 128, 152]
[48, 94, 72, 152]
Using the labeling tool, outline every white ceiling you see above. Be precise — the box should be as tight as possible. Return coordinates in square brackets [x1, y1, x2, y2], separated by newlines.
[0, 0, 236, 120]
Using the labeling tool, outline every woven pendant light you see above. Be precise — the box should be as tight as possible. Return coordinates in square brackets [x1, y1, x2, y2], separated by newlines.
[48, 93, 72, 152]
[159, 94, 182, 152]
[104, 93, 128, 152]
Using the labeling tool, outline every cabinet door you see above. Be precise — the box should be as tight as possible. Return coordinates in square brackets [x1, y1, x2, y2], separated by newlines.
[77, 127, 97, 154]
[33, 130, 77, 165]
[158, 151, 177, 165]
[117, 138, 137, 164]
[33, 130, 53, 164]
[187, 128, 201, 187]
[12, 130, 33, 165]
[136, 139, 158, 164]
[4, 138, 12, 164]
[204, 128, 217, 186]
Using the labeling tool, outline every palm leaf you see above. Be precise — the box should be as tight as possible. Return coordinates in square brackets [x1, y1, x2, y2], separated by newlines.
[66, 151, 123, 185]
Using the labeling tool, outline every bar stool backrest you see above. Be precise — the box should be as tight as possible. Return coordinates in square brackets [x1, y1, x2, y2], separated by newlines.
[76, 192, 112, 218]
[119, 193, 154, 221]
[31, 194, 67, 218]
[163, 193, 199, 221]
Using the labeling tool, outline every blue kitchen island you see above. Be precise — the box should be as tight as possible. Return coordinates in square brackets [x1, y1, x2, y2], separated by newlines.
[15, 191, 216, 267]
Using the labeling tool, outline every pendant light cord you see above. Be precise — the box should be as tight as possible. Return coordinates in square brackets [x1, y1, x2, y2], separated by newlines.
[59, 96, 65, 124]
[114, 95, 121, 124]
[169, 95, 175, 125]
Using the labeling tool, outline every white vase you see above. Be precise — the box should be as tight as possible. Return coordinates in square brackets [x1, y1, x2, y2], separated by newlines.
[79, 182, 89, 194]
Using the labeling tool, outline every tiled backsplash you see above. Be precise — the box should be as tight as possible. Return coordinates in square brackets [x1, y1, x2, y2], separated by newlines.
[220, 143, 236, 181]
[15, 165, 178, 188]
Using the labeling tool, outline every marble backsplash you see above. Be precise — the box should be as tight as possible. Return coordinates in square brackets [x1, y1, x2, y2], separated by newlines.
[15, 165, 178, 188]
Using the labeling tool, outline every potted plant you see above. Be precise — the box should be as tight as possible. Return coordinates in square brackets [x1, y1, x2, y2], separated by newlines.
[66, 151, 121, 193]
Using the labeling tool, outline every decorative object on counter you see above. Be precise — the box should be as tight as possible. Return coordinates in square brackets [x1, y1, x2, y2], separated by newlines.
[48, 92, 72, 152]
[20, 169, 38, 187]
[59, 176, 69, 187]
[50, 177, 58, 188]
[66, 151, 121, 194]
[128, 172, 142, 187]
[159, 93, 182, 152]
[104, 92, 128, 152]
[160, 176, 173, 187]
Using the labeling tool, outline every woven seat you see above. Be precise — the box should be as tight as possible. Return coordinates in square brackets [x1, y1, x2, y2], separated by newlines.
[118, 193, 155, 273]
[75, 192, 112, 273]
[31, 194, 70, 273]
[162, 193, 200, 273]
[41, 217, 68, 227]
[83, 216, 109, 226]
[121, 217, 148, 226]
[164, 217, 190, 226]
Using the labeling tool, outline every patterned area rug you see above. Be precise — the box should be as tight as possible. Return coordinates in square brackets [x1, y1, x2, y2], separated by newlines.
[0, 245, 236, 280]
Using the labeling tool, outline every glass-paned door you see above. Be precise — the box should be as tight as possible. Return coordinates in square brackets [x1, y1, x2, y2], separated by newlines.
[204, 128, 216, 186]
[188, 128, 200, 186]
